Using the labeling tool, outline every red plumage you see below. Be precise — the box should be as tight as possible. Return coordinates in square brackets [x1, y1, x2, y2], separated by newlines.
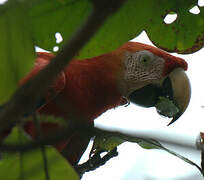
[5, 42, 189, 166]
[22, 51, 125, 165]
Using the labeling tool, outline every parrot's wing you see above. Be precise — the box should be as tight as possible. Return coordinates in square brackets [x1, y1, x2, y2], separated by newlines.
[20, 52, 66, 109]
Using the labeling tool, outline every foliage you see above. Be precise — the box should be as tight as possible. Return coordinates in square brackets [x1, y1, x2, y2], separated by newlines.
[29, 0, 204, 58]
[0, 1, 34, 103]
[0, 0, 203, 179]
[1, 128, 78, 180]
[0, 0, 203, 102]
[90, 134, 124, 155]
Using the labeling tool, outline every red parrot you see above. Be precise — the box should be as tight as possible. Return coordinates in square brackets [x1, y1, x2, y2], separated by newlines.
[19, 42, 191, 166]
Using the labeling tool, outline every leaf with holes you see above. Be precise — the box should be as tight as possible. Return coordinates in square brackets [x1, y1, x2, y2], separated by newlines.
[145, 0, 204, 54]
[0, 1, 35, 104]
[29, 0, 92, 53]
[29, 0, 203, 59]
[29, 0, 144, 58]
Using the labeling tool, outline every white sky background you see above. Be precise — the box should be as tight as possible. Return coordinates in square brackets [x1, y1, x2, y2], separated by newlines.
[0, 0, 203, 179]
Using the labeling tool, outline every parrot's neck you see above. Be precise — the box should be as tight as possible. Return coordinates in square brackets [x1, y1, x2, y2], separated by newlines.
[63, 54, 124, 120]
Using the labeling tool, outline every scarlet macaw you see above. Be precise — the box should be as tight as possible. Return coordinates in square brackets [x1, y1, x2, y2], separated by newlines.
[19, 42, 191, 166]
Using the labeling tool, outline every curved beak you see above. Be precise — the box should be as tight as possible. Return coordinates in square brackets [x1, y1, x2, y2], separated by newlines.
[128, 68, 191, 125]
[167, 68, 191, 125]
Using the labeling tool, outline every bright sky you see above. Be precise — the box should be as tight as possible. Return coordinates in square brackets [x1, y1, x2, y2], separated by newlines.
[0, 0, 203, 179]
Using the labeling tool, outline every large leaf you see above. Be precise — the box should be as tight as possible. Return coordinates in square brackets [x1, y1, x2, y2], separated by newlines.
[0, 1, 35, 104]
[145, 0, 204, 54]
[29, 0, 203, 59]
[0, 148, 78, 180]
[0, 128, 78, 180]
[29, 0, 92, 53]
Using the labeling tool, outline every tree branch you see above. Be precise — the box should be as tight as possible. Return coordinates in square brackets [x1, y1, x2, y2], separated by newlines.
[74, 147, 118, 178]
[0, 124, 204, 176]
[0, 0, 125, 132]
[1, 125, 204, 152]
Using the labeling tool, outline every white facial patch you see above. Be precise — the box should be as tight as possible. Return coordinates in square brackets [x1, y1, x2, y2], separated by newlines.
[123, 50, 165, 95]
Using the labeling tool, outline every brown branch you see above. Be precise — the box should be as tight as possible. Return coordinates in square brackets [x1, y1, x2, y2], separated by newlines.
[0, 125, 202, 152]
[74, 147, 118, 178]
[0, 0, 125, 132]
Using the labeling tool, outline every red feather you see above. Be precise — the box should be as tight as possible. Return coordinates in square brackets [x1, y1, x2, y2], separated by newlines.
[2, 42, 188, 165]
[23, 51, 125, 165]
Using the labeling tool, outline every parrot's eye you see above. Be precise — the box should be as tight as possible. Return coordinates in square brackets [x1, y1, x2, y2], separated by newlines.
[139, 54, 153, 71]
[140, 55, 151, 64]
[137, 51, 153, 68]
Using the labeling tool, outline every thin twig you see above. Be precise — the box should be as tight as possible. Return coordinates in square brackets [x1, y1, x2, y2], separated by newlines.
[33, 115, 50, 180]
[18, 126, 25, 180]
[40, 147, 50, 180]
[0, 0, 125, 132]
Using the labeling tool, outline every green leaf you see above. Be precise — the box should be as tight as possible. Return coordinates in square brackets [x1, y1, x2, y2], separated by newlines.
[0, 1, 35, 104]
[138, 138, 204, 176]
[145, 0, 204, 54]
[29, 0, 144, 59]
[29, 0, 92, 53]
[137, 139, 162, 149]
[0, 148, 79, 180]
[1, 128, 79, 180]
[29, 0, 203, 60]
[91, 135, 124, 155]
[3, 127, 30, 145]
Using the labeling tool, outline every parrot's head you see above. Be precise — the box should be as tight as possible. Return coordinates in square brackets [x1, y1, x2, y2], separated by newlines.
[114, 42, 191, 125]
